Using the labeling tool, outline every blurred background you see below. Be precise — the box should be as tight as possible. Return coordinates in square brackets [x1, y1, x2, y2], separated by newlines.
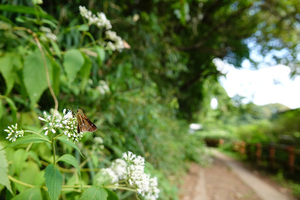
[0, 0, 300, 199]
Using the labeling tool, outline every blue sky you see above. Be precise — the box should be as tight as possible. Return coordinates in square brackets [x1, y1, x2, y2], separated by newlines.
[214, 58, 300, 109]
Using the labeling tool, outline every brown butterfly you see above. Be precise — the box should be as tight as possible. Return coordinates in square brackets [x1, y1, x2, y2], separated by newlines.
[76, 109, 97, 133]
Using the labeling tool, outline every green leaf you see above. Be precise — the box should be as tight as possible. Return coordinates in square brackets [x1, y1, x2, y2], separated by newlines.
[63, 49, 84, 84]
[41, 19, 57, 29]
[13, 149, 28, 176]
[28, 151, 41, 167]
[12, 187, 42, 200]
[0, 99, 4, 121]
[1, 134, 51, 150]
[80, 55, 92, 92]
[44, 164, 63, 200]
[95, 46, 105, 64]
[105, 189, 119, 200]
[0, 15, 15, 25]
[16, 161, 40, 193]
[4, 97, 17, 123]
[50, 41, 62, 59]
[81, 186, 108, 200]
[78, 24, 89, 31]
[23, 50, 52, 108]
[57, 154, 81, 178]
[57, 136, 84, 158]
[0, 5, 55, 20]
[0, 143, 13, 194]
[0, 54, 15, 94]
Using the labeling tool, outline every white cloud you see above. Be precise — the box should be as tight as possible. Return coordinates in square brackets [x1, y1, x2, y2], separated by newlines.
[214, 58, 300, 109]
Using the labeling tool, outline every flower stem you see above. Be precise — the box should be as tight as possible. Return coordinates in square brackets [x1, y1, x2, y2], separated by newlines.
[53, 133, 64, 140]
[52, 134, 56, 164]
[8, 175, 35, 188]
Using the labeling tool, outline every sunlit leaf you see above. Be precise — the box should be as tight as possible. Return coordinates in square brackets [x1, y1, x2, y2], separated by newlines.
[1, 134, 50, 150]
[50, 41, 61, 59]
[12, 187, 42, 200]
[81, 186, 108, 200]
[28, 151, 42, 167]
[78, 24, 89, 31]
[80, 55, 92, 92]
[13, 149, 28, 176]
[95, 46, 105, 64]
[0, 143, 13, 194]
[63, 49, 84, 84]
[23, 50, 52, 108]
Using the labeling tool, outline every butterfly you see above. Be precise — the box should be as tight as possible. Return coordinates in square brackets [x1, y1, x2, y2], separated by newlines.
[76, 109, 97, 133]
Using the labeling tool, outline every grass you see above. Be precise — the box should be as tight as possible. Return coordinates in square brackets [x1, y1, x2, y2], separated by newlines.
[272, 170, 300, 199]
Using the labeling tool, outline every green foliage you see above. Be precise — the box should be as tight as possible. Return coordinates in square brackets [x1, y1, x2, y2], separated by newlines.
[24, 50, 51, 108]
[1, 0, 300, 199]
[81, 186, 108, 200]
[44, 164, 63, 200]
[57, 154, 81, 180]
[0, 143, 12, 195]
[2, 134, 50, 149]
[235, 120, 274, 144]
[12, 187, 43, 200]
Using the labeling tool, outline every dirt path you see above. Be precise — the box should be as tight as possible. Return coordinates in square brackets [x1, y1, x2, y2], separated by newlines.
[179, 150, 295, 200]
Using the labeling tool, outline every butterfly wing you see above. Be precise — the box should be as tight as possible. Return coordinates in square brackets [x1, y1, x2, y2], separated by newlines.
[76, 109, 97, 133]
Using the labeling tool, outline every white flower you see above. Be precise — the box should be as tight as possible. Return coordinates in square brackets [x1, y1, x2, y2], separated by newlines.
[95, 152, 160, 199]
[40, 26, 51, 33]
[38, 109, 82, 143]
[40, 26, 57, 41]
[94, 136, 104, 149]
[102, 168, 119, 183]
[122, 152, 160, 199]
[105, 31, 124, 52]
[122, 151, 136, 162]
[97, 80, 110, 95]
[110, 159, 127, 180]
[94, 137, 103, 144]
[79, 6, 112, 30]
[5, 123, 24, 142]
[105, 41, 116, 51]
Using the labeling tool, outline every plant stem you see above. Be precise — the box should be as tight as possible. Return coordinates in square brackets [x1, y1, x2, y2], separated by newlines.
[52, 134, 56, 164]
[8, 175, 34, 188]
[53, 133, 64, 140]
[62, 185, 91, 188]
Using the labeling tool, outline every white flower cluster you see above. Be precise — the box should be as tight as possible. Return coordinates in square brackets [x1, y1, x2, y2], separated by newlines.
[104, 31, 124, 52]
[95, 151, 160, 200]
[94, 136, 104, 150]
[78, 6, 125, 52]
[97, 80, 110, 95]
[122, 152, 160, 200]
[39, 26, 57, 41]
[79, 6, 112, 29]
[38, 109, 83, 143]
[4, 123, 24, 142]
